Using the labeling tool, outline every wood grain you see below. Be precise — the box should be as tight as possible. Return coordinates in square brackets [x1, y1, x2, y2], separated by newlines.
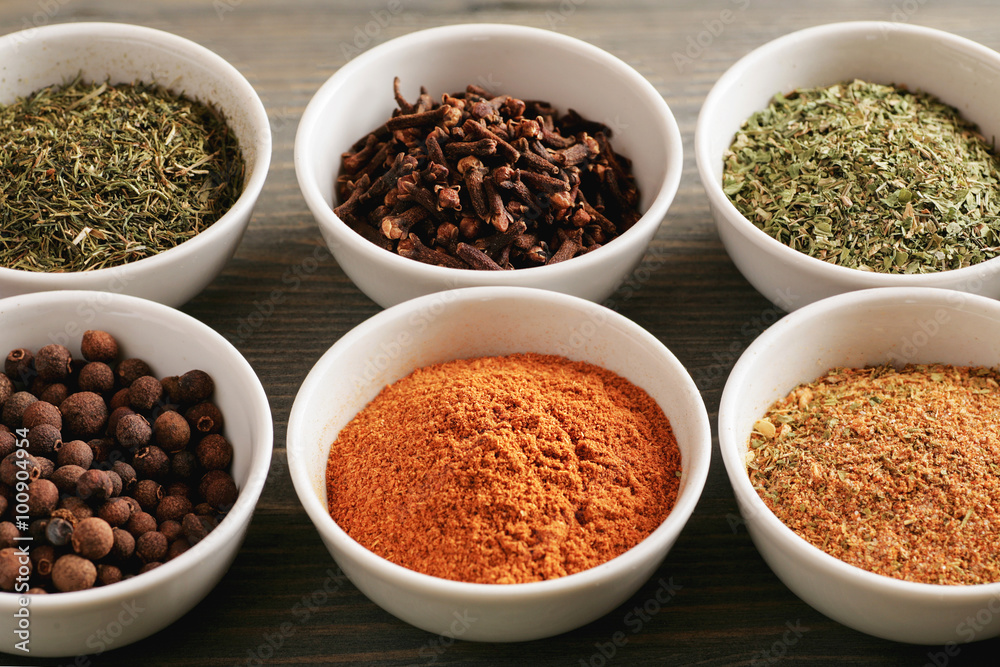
[3, 0, 1000, 664]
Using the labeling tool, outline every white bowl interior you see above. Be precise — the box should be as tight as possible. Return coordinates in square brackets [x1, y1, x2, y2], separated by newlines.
[0, 291, 272, 657]
[288, 286, 710, 641]
[696, 21, 1000, 309]
[0, 23, 271, 306]
[296, 24, 682, 307]
[719, 287, 1000, 644]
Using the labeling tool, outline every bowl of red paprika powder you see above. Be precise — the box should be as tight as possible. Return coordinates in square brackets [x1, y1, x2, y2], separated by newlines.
[287, 286, 711, 642]
[719, 287, 1000, 645]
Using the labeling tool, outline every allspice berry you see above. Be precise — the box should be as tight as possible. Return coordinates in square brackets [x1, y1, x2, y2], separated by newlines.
[35, 344, 73, 382]
[0, 451, 40, 485]
[159, 519, 183, 542]
[0, 522, 19, 549]
[156, 495, 193, 523]
[134, 480, 163, 512]
[2, 391, 38, 429]
[78, 362, 115, 394]
[71, 517, 114, 559]
[116, 358, 153, 387]
[81, 330, 119, 363]
[132, 445, 170, 480]
[26, 423, 62, 457]
[38, 383, 69, 407]
[25, 479, 58, 517]
[167, 369, 214, 404]
[50, 464, 87, 493]
[0, 547, 28, 591]
[196, 434, 233, 471]
[112, 461, 138, 494]
[56, 440, 93, 469]
[185, 402, 224, 435]
[129, 375, 163, 412]
[22, 400, 62, 430]
[98, 498, 133, 527]
[4, 348, 33, 383]
[60, 391, 108, 438]
[0, 374, 12, 407]
[171, 450, 198, 479]
[111, 527, 136, 560]
[76, 469, 113, 501]
[97, 563, 123, 587]
[167, 538, 191, 561]
[59, 496, 94, 521]
[153, 410, 190, 452]
[135, 530, 168, 563]
[126, 510, 157, 538]
[52, 554, 97, 592]
[116, 413, 151, 450]
[200, 470, 238, 511]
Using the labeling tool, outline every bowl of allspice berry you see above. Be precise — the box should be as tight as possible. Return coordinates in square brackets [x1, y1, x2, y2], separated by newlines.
[295, 23, 683, 307]
[287, 286, 712, 642]
[0, 290, 272, 657]
[0, 22, 271, 307]
[696, 21, 1000, 311]
[719, 287, 1000, 645]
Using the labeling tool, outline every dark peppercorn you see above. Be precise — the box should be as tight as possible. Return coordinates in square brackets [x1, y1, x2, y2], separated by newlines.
[26, 479, 58, 517]
[81, 330, 119, 363]
[185, 402, 224, 435]
[171, 451, 198, 479]
[156, 495, 193, 523]
[45, 517, 74, 547]
[3, 391, 38, 429]
[71, 517, 114, 559]
[132, 445, 170, 480]
[78, 362, 115, 394]
[60, 391, 108, 438]
[97, 563, 123, 587]
[52, 554, 96, 592]
[116, 413, 151, 450]
[126, 510, 157, 538]
[195, 434, 233, 471]
[26, 423, 62, 457]
[35, 344, 73, 382]
[111, 527, 135, 560]
[159, 519, 183, 542]
[22, 401, 62, 430]
[76, 469, 113, 501]
[167, 538, 191, 561]
[56, 440, 93, 469]
[50, 464, 86, 493]
[134, 479, 163, 512]
[153, 410, 190, 452]
[129, 376, 163, 412]
[200, 470, 238, 511]
[38, 383, 69, 407]
[4, 348, 34, 383]
[135, 530, 168, 563]
[116, 358, 152, 387]
[98, 498, 132, 527]
[112, 461, 138, 494]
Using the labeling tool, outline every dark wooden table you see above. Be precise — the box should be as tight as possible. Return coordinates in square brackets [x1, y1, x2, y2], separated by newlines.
[5, 0, 1000, 665]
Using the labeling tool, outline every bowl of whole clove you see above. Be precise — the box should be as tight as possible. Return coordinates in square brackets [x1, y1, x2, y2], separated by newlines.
[295, 23, 682, 308]
[0, 290, 272, 657]
[0, 22, 271, 307]
[697, 22, 1000, 312]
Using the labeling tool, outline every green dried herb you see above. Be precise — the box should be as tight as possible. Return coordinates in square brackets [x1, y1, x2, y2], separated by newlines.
[723, 79, 1000, 273]
[0, 75, 244, 272]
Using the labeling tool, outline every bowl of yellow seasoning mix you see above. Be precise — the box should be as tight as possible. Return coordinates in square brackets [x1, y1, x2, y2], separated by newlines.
[719, 286, 1000, 644]
[0, 22, 271, 306]
[696, 22, 1000, 311]
[287, 286, 711, 641]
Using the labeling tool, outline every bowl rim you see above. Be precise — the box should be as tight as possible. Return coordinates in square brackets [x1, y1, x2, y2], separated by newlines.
[0, 289, 273, 611]
[294, 22, 683, 283]
[694, 20, 1000, 287]
[0, 21, 272, 283]
[718, 285, 1000, 598]
[287, 285, 711, 598]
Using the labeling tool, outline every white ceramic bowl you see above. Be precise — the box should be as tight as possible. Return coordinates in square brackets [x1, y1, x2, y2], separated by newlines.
[287, 286, 710, 641]
[295, 23, 682, 308]
[696, 22, 1000, 311]
[0, 22, 271, 307]
[719, 287, 1000, 645]
[0, 290, 272, 657]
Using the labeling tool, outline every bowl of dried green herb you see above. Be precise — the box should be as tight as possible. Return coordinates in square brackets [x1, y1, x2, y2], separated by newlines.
[0, 22, 271, 306]
[696, 21, 1000, 312]
[719, 286, 1000, 645]
[295, 23, 682, 308]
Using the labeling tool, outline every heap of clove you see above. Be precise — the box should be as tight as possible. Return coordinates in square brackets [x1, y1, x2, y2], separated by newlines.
[334, 79, 642, 270]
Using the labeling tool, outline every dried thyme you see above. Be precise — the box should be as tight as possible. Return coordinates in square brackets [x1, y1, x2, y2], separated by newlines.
[0, 76, 244, 272]
[748, 364, 1000, 585]
[724, 80, 1000, 273]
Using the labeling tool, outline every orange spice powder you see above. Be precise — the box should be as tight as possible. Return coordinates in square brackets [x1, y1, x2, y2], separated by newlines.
[325, 353, 682, 584]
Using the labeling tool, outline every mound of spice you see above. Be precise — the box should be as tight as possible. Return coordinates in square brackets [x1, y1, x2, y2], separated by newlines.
[723, 79, 1000, 273]
[748, 364, 1000, 585]
[334, 78, 642, 270]
[0, 331, 238, 594]
[326, 353, 681, 584]
[0, 76, 244, 272]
